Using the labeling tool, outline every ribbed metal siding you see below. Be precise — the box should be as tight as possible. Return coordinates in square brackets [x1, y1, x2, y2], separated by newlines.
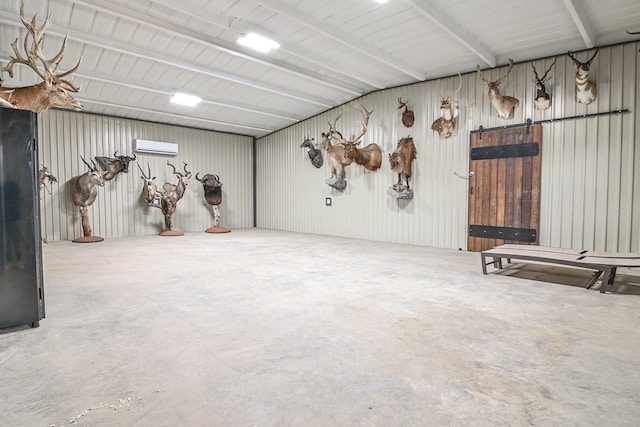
[257, 42, 640, 251]
[38, 110, 253, 241]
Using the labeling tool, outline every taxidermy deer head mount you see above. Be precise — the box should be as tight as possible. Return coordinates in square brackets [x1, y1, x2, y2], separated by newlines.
[567, 49, 598, 104]
[0, 1, 83, 113]
[531, 57, 557, 110]
[329, 104, 382, 172]
[397, 97, 415, 127]
[431, 73, 462, 138]
[476, 58, 519, 119]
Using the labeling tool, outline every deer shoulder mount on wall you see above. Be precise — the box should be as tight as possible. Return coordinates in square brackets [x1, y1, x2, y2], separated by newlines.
[431, 74, 462, 138]
[300, 136, 323, 168]
[95, 151, 137, 181]
[476, 59, 519, 119]
[68, 157, 106, 242]
[0, 2, 82, 112]
[388, 136, 417, 199]
[330, 104, 382, 172]
[397, 98, 415, 127]
[531, 57, 557, 110]
[567, 49, 598, 104]
[137, 162, 158, 205]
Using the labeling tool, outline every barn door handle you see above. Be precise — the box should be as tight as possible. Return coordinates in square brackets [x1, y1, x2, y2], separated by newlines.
[454, 171, 475, 179]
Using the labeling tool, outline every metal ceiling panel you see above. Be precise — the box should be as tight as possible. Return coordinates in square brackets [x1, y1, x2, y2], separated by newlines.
[0, 0, 638, 137]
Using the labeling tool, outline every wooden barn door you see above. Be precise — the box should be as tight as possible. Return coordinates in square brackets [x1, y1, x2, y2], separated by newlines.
[467, 125, 542, 252]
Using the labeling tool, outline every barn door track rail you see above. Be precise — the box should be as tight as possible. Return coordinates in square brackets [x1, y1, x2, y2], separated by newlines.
[472, 108, 630, 137]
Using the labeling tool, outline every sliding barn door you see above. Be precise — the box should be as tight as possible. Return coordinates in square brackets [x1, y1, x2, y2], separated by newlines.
[467, 125, 542, 252]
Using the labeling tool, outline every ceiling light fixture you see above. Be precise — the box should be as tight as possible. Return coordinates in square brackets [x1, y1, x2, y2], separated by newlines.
[237, 32, 280, 53]
[376, 0, 390, 3]
[170, 93, 201, 107]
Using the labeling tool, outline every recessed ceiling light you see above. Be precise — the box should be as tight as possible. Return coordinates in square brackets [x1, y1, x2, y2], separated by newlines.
[376, 0, 390, 3]
[170, 93, 201, 107]
[237, 32, 280, 53]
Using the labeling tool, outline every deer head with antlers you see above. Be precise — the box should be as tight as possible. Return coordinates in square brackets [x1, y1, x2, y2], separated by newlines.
[531, 57, 557, 110]
[0, 2, 82, 113]
[567, 49, 598, 105]
[163, 161, 193, 205]
[432, 73, 462, 138]
[476, 59, 519, 119]
[329, 104, 382, 172]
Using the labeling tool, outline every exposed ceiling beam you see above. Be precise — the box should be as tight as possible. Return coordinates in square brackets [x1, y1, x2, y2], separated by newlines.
[256, 0, 426, 81]
[148, 0, 388, 89]
[71, 0, 366, 95]
[405, 0, 496, 68]
[561, 0, 596, 48]
[78, 97, 275, 134]
[0, 12, 335, 108]
[72, 69, 301, 123]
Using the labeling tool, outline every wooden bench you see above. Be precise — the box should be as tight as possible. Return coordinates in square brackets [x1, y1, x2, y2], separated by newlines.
[481, 245, 640, 293]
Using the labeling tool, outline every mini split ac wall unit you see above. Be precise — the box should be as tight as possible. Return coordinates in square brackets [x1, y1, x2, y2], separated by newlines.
[134, 139, 178, 155]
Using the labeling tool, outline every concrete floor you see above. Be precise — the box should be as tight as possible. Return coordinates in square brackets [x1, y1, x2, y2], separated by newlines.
[1, 229, 640, 426]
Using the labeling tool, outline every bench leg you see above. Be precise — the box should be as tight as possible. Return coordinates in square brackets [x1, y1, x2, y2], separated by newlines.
[600, 269, 612, 294]
[481, 255, 503, 274]
[586, 271, 603, 290]
[608, 267, 617, 285]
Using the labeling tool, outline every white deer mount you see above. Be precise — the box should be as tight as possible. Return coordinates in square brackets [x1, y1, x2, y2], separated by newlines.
[432, 74, 462, 138]
[567, 49, 598, 105]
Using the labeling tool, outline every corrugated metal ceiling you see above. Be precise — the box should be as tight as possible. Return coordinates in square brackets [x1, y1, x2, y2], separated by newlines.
[0, 0, 639, 137]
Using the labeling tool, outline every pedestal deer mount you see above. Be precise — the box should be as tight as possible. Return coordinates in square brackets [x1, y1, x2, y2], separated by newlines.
[476, 59, 519, 119]
[531, 57, 557, 110]
[568, 49, 598, 104]
[431, 73, 462, 138]
[329, 104, 382, 172]
[0, 2, 83, 112]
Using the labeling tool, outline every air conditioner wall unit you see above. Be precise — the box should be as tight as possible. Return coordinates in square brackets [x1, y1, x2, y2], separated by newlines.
[134, 139, 178, 155]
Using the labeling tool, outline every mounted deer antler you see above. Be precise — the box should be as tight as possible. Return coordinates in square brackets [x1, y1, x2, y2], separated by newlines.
[476, 59, 519, 119]
[531, 57, 557, 110]
[330, 104, 381, 172]
[567, 49, 598, 104]
[328, 104, 373, 146]
[432, 73, 462, 137]
[0, 1, 83, 112]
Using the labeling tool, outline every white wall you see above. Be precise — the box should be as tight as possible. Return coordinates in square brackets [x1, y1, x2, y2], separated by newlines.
[256, 42, 640, 252]
[38, 110, 254, 241]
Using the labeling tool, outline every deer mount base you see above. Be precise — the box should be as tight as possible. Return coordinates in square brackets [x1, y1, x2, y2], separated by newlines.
[72, 236, 104, 243]
[325, 177, 347, 190]
[160, 230, 184, 236]
[206, 226, 231, 233]
[388, 185, 413, 200]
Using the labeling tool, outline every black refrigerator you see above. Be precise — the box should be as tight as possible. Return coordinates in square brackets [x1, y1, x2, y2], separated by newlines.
[0, 107, 45, 329]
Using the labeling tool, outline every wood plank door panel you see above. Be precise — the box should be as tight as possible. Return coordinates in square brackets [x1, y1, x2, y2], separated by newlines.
[468, 125, 542, 252]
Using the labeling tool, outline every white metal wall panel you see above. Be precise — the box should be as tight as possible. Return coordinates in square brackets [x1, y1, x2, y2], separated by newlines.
[257, 42, 640, 252]
[37, 110, 253, 241]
